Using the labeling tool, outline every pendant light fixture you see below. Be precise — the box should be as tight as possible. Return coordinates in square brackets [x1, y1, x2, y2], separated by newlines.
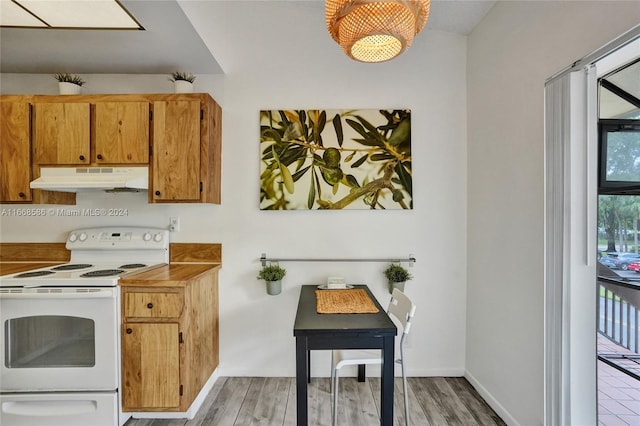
[326, 0, 430, 63]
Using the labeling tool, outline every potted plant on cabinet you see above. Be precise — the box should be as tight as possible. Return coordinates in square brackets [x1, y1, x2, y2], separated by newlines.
[257, 264, 286, 295]
[54, 73, 85, 95]
[170, 72, 196, 93]
[383, 263, 413, 294]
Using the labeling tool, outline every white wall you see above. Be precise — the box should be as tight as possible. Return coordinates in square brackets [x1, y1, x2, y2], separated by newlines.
[0, 2, 468, 379]
[467, 2, 640, 425]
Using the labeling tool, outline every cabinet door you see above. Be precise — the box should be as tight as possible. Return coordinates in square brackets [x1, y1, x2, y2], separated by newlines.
[94, 102, 149, 164]
[151, 100, 200, 202]
[0, 102, 32, 201]
[33, 103, 90, 164]
[122, 323, 180, 410]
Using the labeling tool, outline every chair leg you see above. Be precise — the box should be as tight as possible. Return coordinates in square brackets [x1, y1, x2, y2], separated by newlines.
[400, 351, 409, 425]
[402, 371, 409, 425]
[332, 368, 339, 426]
[330, 352, 334, 394]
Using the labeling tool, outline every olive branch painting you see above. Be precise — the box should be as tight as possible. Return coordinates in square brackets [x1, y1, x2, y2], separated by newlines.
[260, 109, 412, 210]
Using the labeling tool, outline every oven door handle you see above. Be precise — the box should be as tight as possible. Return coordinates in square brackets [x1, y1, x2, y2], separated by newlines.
[1, 398, 99, 416]
[0, 289, 116, 299]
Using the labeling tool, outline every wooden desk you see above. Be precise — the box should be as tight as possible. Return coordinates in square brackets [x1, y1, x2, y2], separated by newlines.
[293, 285, 397, 425]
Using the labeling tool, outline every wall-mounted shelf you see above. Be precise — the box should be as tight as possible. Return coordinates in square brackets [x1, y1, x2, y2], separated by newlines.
[260, 253, 416, 267]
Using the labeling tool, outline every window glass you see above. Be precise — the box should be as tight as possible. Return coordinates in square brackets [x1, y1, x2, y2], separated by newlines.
[4, 315, 95, 368]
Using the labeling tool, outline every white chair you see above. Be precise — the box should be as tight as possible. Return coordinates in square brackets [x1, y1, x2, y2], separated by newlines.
[331, 288, 416, 426]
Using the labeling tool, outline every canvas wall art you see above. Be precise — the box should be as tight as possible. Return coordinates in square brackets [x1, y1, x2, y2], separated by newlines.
[259, 109, 412, 210]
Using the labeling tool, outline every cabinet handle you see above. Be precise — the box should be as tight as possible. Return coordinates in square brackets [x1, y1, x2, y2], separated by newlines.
[97, 154, 103, 160]
[79, 155, 85, 161]
[155, 191, 161, 196]
[18, 192, 25, 198]
[147, 303, 153, 309]
[126, 328, 133, 334]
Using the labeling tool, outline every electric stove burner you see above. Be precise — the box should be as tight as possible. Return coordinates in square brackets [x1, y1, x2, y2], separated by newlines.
[51, 264, 93, 271]
[81, 269, 125, 278]
[15, 270, 56, 278]
[119, 263, 147, 269]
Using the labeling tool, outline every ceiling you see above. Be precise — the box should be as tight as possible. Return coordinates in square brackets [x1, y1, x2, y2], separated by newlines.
[0, 0, 496, 75]
[600, 59, 640, 119]
[0, 0, 223, 74]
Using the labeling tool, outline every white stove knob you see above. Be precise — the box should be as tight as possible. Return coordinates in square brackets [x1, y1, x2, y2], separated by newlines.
[68, 233, 78, 242]
[78, 232, 88, 242]
[153, 233, 163, 242]
[143, 232, 152, 242]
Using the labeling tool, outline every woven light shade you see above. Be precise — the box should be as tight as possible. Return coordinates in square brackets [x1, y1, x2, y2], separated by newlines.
[326, 0, 430, 63]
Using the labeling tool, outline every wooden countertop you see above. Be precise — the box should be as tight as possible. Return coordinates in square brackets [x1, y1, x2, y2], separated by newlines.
[120, 263, 221, 288]
[0, 242, 222, 285]
[0, 262, 65, 275]
[0, 263, 221, 285]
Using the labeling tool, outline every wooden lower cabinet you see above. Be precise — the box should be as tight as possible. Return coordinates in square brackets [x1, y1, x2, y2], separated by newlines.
[121, 269, 219, 412]
[122, 323, 181, 409]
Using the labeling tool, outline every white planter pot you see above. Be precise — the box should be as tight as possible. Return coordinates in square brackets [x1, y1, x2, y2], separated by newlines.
[265, 280, 282, 296]
[174, 80, 194, 93]
[58, 82, 81, 95]
[389, 281, 405, 294]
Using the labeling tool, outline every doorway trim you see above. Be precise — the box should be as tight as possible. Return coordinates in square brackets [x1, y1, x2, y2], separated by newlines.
[544, 25, 640, 426]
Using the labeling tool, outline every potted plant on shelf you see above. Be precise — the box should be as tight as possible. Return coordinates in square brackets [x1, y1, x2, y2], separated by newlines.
[257, 264, 286, 295]
[170, 71, 196, 93]
[54, 73, 85, 95]
[383, 263, 413, 294]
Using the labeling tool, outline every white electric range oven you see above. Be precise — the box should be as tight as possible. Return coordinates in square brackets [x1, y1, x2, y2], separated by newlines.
[0, 227, 169, 426]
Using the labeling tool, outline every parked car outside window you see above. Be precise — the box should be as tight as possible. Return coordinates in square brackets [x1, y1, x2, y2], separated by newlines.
[612, 253, 640, 270]
[599, 256, 618, 268]
[628, 261, 640, 273]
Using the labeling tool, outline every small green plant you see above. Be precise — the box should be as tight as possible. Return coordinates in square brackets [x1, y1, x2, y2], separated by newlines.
[54, 73, 85, 86]
[383, 263, 412, 283]
[169, 72, 196, 83]
[257, 264, 286, 281]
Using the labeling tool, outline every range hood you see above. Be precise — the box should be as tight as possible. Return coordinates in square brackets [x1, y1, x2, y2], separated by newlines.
[30, 167, 148, 193]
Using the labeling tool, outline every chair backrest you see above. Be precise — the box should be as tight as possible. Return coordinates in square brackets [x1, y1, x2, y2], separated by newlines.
[387, 288, 416, 337]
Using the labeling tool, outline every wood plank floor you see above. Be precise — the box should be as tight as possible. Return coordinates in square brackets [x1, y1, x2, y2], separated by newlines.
[124, 377, 505, 426]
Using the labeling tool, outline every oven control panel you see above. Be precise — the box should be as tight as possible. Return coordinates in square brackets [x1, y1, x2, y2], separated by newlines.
[66, 227, 169, 250]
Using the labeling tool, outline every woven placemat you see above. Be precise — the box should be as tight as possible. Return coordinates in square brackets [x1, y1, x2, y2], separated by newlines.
[315, 288, 379, 314]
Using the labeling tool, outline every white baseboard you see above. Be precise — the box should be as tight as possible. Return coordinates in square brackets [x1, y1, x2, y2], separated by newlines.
[126, 368, 219, 420]
[464, 369, 519, 426]
[408, 367, 466, 377]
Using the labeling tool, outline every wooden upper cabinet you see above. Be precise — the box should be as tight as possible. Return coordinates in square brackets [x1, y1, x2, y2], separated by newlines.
[33, 101, 148, 166]
[0, 102, 32, 202]
[94, 102, 149, 164]
[1, 93, 221, 205]
[33, 102, 90, 164]
[149, 94, 221, 204]
[151, 100, 201, 202]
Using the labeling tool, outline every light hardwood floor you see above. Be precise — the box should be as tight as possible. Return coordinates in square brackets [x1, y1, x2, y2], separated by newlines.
[124, 377, 505, 426]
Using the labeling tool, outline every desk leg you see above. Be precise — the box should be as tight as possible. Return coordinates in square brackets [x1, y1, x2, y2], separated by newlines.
[357, 364, 366, 382]
[380, 335, 394, 426]
[296, 337, 308, 426]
